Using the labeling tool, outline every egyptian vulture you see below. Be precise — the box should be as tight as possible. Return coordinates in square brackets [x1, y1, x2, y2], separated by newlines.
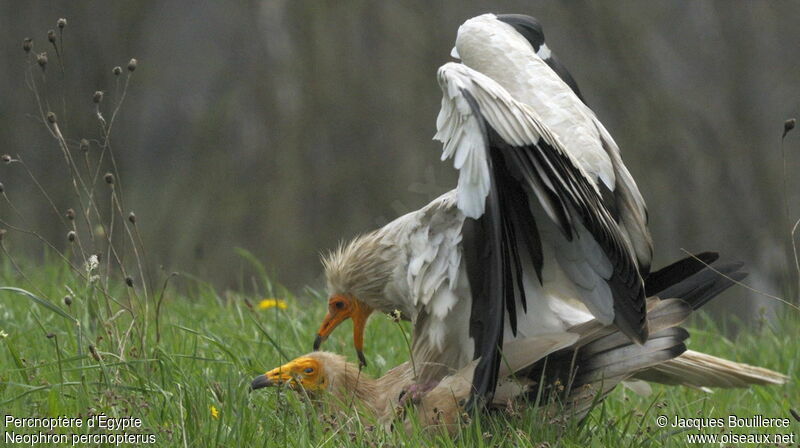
[314, 13, 653, 401]
[258, 261, 787, 434]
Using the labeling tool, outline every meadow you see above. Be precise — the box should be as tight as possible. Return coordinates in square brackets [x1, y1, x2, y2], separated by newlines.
[0, 16, 797, 448]
[0, 254, 797, 447]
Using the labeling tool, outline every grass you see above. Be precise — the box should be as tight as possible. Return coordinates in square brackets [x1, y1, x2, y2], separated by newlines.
[0, 256, 796, 447]
[2, 17, 797, 448]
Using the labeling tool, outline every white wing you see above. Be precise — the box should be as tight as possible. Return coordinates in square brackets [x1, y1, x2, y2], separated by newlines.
[383, 192, 475, 382]
[433, 63, 648, 399]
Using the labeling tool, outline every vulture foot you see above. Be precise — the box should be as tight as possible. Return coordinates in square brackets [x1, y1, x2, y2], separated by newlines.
[398, 381, 439, 407]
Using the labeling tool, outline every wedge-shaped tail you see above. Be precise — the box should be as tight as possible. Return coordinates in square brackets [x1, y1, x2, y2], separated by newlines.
[518, 255, 787, 419]
[634, 350, 789, 389]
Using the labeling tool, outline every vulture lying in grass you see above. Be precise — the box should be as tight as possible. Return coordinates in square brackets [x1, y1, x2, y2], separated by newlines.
[255, 258, 787, 434]
[313, 13, 657, 403]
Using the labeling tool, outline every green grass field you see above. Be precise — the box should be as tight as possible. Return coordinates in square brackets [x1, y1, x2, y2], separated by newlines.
[0, 254, 797, 447]
[3, 17, 797, 447]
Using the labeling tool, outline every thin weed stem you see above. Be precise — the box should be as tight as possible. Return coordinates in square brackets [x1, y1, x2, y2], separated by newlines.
[0, 242, 47, 298]
[53, 335, 65, 392]
[392, 315, 417, 380]
[112, 189, 148, 301]
[98, 73, 132, 211]
[791, 218, 800, 303]
[680, 248, 800, 313]
[779, 131, 797, 301]
[154, 272, 178, 344]
[14, 158, 68, 227]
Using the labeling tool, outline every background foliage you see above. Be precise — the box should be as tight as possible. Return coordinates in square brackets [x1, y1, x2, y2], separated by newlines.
[0, 3, 797, 446]
[1, 1, 799, 319]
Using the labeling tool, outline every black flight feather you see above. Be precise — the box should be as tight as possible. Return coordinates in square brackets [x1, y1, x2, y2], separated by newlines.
[506, 137, 648, 344]
[644, 252, 719, 297]
[461, 91, 507, 407]
[656, 261, 747, 310]
[519, 253, 744, 416]
[461, 85, 652, 405]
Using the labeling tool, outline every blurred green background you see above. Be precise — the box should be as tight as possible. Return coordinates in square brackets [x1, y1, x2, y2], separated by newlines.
[1, 1, 799, 319]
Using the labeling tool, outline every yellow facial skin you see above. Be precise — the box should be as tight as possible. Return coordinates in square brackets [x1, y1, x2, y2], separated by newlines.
[259, 357, 326, 392]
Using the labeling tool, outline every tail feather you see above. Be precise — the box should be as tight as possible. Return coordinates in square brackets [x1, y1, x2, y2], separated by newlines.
[645, 298, 692, 333]
[575, 327, 689, 387]
[645, 252, 719, 296]
[657, 261, 746, 310]
[522, 254, 786, 420]
[567, 297, 691, 355]
[558, 327, 689, 419]
[633, 349, 788, 388]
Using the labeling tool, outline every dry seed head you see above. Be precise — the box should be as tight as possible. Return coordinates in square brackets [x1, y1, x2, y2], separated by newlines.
[79, 138, 89, 152]
[57, 18, 67, 29]
[0, 229, 6, 241]
[63, 295, 72, 306]
[127, 58, 138, 72]
[784, 118, 796, 138]
[36, 52, 47, 69]
[47, 29, 56, 44]
[47, 112, 57, 123]
[93, 91, 104, 104]
[2, 155, 11, 164]
[113, 66, 122, 76]
[104, 172, 114, 184]
[67, 230, 76, 242]
[89, 344, 101, 361]
[125, 276, 134, 287]
[128, 212, 136, 224]
[23, 38, 33, 53]
[66, 208, 75, 220]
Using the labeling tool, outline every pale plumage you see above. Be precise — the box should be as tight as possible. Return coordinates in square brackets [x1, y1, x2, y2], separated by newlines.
[430, 13, 654, 399]
[316, 13, 653, 402]
[257, 269, 787, 434]
[254, 333, 576, 433]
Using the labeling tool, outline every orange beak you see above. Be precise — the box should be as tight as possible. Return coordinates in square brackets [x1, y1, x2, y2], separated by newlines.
[313, 295, 373, 367]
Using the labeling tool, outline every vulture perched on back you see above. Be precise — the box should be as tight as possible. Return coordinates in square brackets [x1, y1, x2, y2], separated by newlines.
[314, 13, 654, 402]
[257, 259, 787, 434]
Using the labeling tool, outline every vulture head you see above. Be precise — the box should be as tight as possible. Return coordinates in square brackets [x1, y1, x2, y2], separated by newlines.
[251, 351, 386, 418]
[251, 351, 372, 396]
[251, 355, 327, 392]
[314, 231, 402, 367]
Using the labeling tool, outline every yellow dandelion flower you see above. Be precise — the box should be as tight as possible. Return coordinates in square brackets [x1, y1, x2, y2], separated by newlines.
[258, 299, 288, 310]
[210, 405, 219, 419]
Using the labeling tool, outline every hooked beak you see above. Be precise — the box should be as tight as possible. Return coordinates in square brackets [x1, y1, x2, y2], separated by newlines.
[450, 46, 461, 59]
[252, 364, 295, 391]
[313, 334, 325, 351]
[350, 302, 373, 368]
[250, 374, 273, 390]
[314, 297, 374, 368]
[314, 306, 353, 350]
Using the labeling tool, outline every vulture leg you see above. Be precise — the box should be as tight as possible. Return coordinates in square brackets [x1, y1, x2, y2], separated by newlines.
[398, 380, 441, 407]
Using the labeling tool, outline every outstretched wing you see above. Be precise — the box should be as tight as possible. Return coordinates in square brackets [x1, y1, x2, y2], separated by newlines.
[434, 62, 648, 403]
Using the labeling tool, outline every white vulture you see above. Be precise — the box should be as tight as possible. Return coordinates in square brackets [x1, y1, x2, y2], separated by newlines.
[258, 263, 787, 435]
[314, 13, 654, 402]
